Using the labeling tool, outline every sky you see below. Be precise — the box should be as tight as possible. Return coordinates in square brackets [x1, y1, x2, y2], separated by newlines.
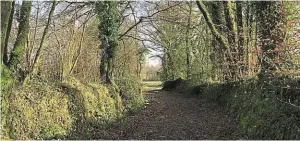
[146, 54, 162, 66]
[16, 0, 164, 68]
[131, 1, 163, 67]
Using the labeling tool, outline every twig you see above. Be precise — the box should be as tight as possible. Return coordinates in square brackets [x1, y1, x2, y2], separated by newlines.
[276, 97, 300, 108]
[118, 2, 182, 40]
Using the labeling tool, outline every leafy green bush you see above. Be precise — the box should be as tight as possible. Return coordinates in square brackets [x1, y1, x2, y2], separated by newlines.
[183, 77, 300, 139]
[175, 75, 214, 94]
[115, 74, 144, 112]
[225, 78, 300, 139]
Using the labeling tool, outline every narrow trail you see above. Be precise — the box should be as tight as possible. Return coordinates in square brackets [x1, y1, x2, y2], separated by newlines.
[92, 90, 241, 140]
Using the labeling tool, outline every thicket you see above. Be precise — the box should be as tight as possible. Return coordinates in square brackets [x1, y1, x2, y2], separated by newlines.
[199, 77, 299, 139]
[158, 1, 300, 139]
[1, 1, 145, 139]
[1, 75, 144, 140]
[165, 75, 300, 139]
[1, 0, 299, 140]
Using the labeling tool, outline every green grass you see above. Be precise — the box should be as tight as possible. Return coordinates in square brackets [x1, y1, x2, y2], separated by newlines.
[143, 81, 162, 91]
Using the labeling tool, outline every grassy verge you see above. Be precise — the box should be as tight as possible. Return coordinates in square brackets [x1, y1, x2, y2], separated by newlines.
[143, 81, 162, 91]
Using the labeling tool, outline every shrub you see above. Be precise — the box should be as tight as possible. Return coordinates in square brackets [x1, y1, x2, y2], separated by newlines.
[115, 74, 144, 112]
[1, 74, 145, 139]
[61, 76, 121, 133]
[162, 77, 184, 91]
[175, 76, 211, 94]
[182, 76, 300, 139]
[1, 65, 14, 139]
[226, 78, 300, 139]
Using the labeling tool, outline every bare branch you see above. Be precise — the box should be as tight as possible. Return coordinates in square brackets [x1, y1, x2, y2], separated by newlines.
[118, 2, 182, 40]
[277, 98, 300, 108]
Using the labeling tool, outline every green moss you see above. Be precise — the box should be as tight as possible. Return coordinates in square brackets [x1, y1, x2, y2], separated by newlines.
[196, 0, 233, 61]
[41, 124, 66, 139]
[2, 75, 144, 139]
[6, 77, 72, 140]
[1, 65, 14, 139]
[62, 76, 121, 126]
[1, 64, 13, 89]
[7, 1, 31, 70]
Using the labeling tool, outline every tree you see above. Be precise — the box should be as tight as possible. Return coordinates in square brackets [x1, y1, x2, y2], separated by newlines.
[96, 1, 120, 86]
[236, 1, 246, 76]
[3, 1, 15, 65]
[7, 1, 32, 77]
[31, 1, 56, 76]
[156, 3, 186, 80]
[185, 2, 192, 79]
[223, 1, 240, 80]
[1, 1, 13, 65]
[256, 2, 286, 80]
[196, 0, 239, 81]
[209, 1, 225, 81]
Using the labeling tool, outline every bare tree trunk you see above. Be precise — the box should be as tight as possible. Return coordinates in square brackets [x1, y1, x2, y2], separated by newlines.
[185, 2, 192, 79]
[27, 1, 39, 71]
[245, 1, 251, 75]
[31, 1, 56, 75]
[69, 22, 87, 75]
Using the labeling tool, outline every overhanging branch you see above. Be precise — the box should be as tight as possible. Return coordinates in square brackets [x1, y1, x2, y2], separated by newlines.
[118, 2, 182, 40]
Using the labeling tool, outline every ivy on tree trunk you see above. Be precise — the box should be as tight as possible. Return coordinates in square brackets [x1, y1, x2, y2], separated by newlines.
[256, 1, 286, 80]
[96, 1, 120, 87]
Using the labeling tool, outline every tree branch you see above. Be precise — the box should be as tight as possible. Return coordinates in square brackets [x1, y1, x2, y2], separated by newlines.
[195, 0, 233, 62]
[118, 2, 182, 40]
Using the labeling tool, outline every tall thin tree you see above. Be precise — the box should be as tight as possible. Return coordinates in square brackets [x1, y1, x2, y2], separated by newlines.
[31, 1, 56, 76]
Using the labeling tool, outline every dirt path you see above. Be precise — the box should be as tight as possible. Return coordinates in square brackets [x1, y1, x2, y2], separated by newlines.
[91, 90, 241, 140]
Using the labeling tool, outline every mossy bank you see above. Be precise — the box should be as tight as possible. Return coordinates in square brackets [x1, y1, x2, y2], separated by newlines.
[1, 76, 144, 140]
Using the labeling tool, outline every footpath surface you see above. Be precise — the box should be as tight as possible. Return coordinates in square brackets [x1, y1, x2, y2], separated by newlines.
[91, 90, 241, 140]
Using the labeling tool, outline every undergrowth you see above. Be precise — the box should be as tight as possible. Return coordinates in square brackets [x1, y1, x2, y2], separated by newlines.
[180, 76, 300, 139]
[5, 77, 72, 140]
[115, 73, 144, 113]
[1, 75, 144, 139]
